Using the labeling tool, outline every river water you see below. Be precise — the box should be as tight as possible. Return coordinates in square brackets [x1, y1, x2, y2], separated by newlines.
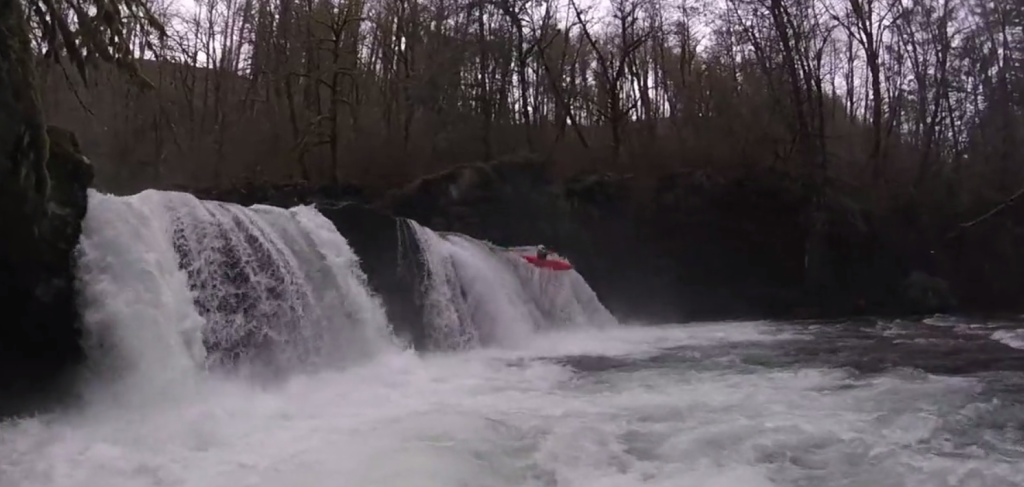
[2, 319, 1023, 487]
[3, 191, 1023, 486]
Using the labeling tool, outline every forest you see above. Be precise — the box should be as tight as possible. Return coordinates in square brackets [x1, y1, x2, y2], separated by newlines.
[30, 0, 1020, 215]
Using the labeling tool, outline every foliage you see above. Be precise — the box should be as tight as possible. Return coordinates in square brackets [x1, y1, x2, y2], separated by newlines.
[33, 0, 1024, 224]
[1, 0, 165, 202]
[26, 0, 166, 86]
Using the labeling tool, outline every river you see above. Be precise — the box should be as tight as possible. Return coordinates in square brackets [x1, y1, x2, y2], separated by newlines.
[3, 319, 1023, 487]
[2, 190, 1022, 487]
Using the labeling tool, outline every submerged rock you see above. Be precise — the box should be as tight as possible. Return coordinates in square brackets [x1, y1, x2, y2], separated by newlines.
[0, 125, 93, 416]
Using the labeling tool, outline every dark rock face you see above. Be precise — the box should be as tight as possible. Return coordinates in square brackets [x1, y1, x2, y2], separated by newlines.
[188, 181, 368, 209]
[173, 155, 1016, 324]
[376, 156, 680, 322]
[644, 169, 809, 320]
[380, 157, 561, 243]
[315, 203, 428, 349]
[0, 126, 94, 416]
[377, 160, 971, 322]
[376, 159, 810, 322]
[943, 203, 1024, 313]
[643, 168, 956, 318]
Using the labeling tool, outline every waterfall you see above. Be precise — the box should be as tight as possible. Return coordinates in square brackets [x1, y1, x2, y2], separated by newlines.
[75, 190, 397, 393]
[72, 187, 618, 398]
[407, 220, 617, 350]
[405, 220, 479, 350]
[76, 190, 209, 402]
[501, 245, 618, 330]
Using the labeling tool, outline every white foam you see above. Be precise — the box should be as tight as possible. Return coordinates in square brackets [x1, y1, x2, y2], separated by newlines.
[291, 205, 401, 356]
[73, 190, 399, 395]
[409, 223, 617, 349]
[406, 221, 478, 350]
[992, 329, 1024, 350]
[502, 246, 617, 330]
[445, 235, 540, 347]
[3, 323, 1021, 487]
[922, 314, 963, 327]
[74, 190, 208, 407]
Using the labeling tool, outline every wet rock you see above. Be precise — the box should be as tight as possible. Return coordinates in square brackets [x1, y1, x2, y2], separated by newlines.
[380, 161, 821, 322]
[315, 203, 428, 349]
[378, 156, 681, 322]
[188, 181, 367, 209]
[0, 125, 94, 416]
[564, 172, 631, 209]
[379, 155, 562, 244]
[649, 168, 810, 319]
[176, 155, 1024, 323]
[901, 271, 955, 314]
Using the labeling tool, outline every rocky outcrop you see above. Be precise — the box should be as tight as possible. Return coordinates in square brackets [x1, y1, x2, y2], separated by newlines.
[647, 169, 956, 318]
[377, 157, 685, 322]
[377, 159, 991, 321]
[173, 154, 1024, 324]
[643, 168, 810, 319]
[379, 162, 807, 321]
[901, 271, 955, 313]
[379, 156, 562, 244]
[374, 156, 663, 320]
[188, 181, 368, 208]
[0, 126, 94, 416]
[315, 203, 429, 349]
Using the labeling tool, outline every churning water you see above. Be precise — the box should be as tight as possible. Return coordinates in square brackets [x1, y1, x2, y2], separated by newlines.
[3, 322, 1024, 487]
[1, 191, 1023, 487]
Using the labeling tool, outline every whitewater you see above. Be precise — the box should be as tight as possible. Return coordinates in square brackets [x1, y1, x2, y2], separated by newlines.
[2, 191, 1024, 487]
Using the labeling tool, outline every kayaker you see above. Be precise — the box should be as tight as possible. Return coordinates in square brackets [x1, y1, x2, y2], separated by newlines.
[536, 244, 550, 260]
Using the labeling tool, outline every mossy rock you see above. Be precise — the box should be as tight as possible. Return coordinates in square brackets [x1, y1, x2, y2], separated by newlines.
[0, 125, 94, 417]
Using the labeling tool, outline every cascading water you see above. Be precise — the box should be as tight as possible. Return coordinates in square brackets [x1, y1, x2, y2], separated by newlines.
[76, 189, 397, 390]
[76, 187, 615, 388]
[501, 245, 618, 330]
[75, 191, 209, 404]
[6, 194, 1024, 487]
[406, 220, 479, 350]
[407, 220, 617, 350]
[443, 234, 543, 347]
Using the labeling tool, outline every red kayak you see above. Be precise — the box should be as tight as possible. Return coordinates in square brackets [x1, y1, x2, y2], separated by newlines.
[522, 255, 574, 271]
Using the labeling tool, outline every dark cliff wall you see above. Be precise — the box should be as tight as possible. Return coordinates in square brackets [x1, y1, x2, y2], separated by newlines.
[315, 203, 429, 349]
[189, 157, 980, 323]
[0, 126, 94, 416]
[373, 159, 804, 322]
[169, 155, 1000, 323]
[374, 158, 976, 322]
[374, 158, 684, 322]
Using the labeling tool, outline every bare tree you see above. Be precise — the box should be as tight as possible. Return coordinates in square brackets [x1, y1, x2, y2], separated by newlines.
[13, 0, 1014, 248]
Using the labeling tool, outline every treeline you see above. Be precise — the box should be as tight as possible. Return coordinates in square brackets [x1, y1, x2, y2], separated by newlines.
[34, 0, 1024, 211]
